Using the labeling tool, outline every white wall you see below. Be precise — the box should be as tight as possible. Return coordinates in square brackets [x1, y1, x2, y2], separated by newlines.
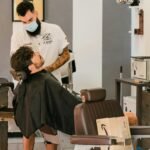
[131, 0, 150, 56]
[131, 0, 150, 96]
[0, 0, 12, 80]
[73, 0, 102, 92]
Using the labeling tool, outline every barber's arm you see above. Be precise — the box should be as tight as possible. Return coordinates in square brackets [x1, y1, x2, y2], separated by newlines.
[44, 47, 70, 72]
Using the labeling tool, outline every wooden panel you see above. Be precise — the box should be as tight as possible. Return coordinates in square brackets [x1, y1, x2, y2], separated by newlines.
[139, 91, 150, 148]
[0, 121, 8, 150]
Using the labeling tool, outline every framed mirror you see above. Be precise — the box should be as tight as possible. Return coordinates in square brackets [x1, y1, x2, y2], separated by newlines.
[12, 0, 45, 21]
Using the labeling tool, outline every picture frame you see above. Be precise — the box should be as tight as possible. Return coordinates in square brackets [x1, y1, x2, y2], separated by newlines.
[12, 0, 45, 22]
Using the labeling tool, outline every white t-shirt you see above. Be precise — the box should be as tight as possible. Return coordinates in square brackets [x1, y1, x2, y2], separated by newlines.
[11, 22, 69, 82]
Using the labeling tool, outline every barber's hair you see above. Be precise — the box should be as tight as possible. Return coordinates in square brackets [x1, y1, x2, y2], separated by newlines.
[11, 46, 34, 74]
[17, 1, 34, 16]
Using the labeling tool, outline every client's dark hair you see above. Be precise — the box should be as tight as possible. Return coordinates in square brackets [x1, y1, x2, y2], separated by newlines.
[11, 46, 34, 74]
[17, 1, 34, 16]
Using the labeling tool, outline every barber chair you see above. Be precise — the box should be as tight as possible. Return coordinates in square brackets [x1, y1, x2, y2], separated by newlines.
[71, 88, 150, 150]
[71, 88, 128, 150]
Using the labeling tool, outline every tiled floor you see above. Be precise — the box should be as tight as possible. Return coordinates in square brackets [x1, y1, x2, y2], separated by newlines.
[2, 118, 74, 150]
[8, 137, 45, 150]
[8, 136, 74, 150]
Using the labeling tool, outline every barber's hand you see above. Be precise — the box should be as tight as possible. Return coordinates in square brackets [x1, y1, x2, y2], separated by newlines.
[35, 67, 47, 72]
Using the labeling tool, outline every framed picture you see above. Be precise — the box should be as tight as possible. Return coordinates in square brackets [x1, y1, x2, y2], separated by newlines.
[12, 0, 45, 22]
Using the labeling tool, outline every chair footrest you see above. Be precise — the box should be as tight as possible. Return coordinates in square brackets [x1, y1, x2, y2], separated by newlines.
[71, 135, 117, 145]
[8, 132, 22, 138]
[130, 126, 150, 135]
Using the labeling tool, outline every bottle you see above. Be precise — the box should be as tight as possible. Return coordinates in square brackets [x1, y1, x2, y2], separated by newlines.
[120, 66, 123, 78]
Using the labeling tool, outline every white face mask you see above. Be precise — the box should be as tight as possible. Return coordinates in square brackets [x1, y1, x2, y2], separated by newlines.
[24, 20, 38, 32]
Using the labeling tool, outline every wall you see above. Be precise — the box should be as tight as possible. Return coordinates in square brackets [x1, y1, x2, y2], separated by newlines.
[0, 0, 12, 80]
[73, 0, 131, 97]
[73, 0, 102, 92]
[45, 0, 73, 49]
[130, 0, 150, 96]
[103, 1, 131, 99]
[131, 0, 150, 56]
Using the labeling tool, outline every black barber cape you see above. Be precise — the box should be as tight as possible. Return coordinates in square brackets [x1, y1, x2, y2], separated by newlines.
[13, 70, 80, 138]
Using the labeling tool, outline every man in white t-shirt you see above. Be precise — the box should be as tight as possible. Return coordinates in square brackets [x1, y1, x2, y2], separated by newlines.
[10, 1, 70, 150]
[11, 1, 70, 83]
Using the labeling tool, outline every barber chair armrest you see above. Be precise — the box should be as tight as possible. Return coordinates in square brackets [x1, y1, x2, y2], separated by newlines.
[0, 82, 14, 91]
[130, 126, 150, 135]
[70, 135, 117, 145]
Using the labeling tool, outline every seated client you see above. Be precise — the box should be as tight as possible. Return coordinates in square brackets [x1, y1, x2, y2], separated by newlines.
[10, 46, 80, 149]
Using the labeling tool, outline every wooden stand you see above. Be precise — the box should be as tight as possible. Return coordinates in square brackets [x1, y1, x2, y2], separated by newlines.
[0, 121, 8, 150]
[115, 78, 150, 124]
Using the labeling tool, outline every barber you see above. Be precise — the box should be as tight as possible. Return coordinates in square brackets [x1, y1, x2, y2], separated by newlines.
[10, 1, 70, 150]
[10, 1, 70, 83]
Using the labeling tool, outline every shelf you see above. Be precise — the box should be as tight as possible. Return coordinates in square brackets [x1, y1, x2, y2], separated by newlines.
[128, 30, 132, 34]
[129, 6, 139, 9]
